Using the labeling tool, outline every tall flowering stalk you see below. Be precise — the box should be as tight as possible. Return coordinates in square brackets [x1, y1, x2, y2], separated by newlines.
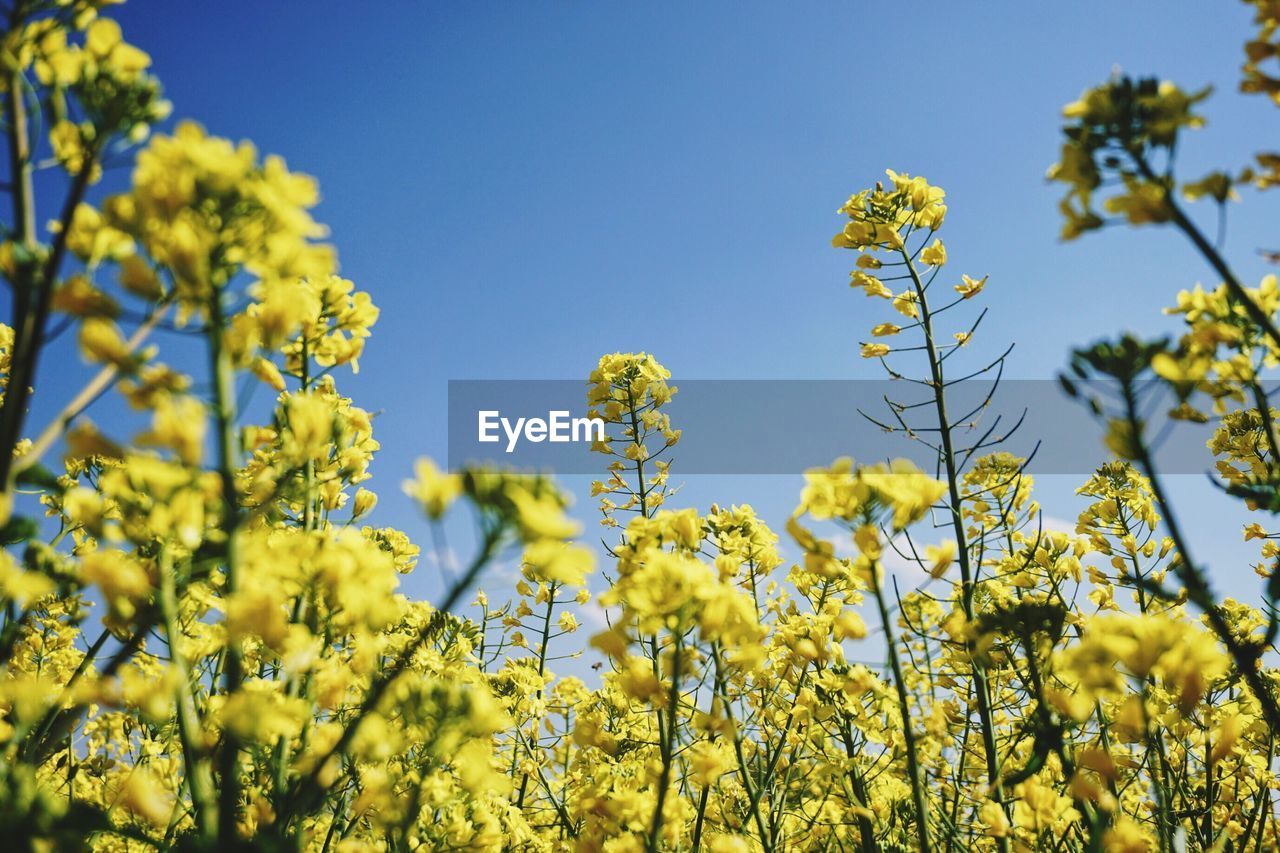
[834, 169, 1019, 848]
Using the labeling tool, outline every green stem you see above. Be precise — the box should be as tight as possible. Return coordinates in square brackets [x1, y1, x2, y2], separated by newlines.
[158, 547, 217, 839]
[515, 581, 559, 811]
[900, 248, 1009, 844]
[0, 119, 98, 488]
[647, 635, 682, 853]
[208, 287, 244, 842]
[1140, 686, 1173, 853]
[1132, 152, 1280, 355]
[840, 719, 880, 853]
[1119, 380, 1280, 734]
[690, 783, 711, 852]
[711, 643, 771, 845]
[870, 557, 932, 853]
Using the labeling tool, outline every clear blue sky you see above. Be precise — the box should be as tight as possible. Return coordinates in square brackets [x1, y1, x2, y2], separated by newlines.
[33, 1, 1280, 604]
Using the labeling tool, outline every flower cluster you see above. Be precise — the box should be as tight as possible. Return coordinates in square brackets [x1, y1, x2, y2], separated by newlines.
[1, 4, 1280, 853]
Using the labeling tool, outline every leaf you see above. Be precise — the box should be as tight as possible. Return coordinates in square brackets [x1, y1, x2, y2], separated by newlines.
[15, 463, 60, 492]
[0, 515, 38, 546]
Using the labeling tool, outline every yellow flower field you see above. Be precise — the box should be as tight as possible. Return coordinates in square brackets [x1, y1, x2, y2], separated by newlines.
[3, 2, 1280, 851]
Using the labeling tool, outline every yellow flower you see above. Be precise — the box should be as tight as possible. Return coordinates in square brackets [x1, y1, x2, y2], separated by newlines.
[403, 458, 462, 519]
[977, 799, 1010, 838]
[834, 609, 867, 640]
[524, 540, 593, 585]
[0, 551, 55, 606]
[49, 121, 97, 178]
[136, 394, 206, 465]
[1209, 710, 1243, 766]
[688, 740, 734, 786]
[1058, 613, 1228, 713]
[589, 626, 630, 659]
[892, 290, 920, 319]
[851, 270, 892, 298]
[117, 767, 173, 829]
[853, 523, 880, 560]
[954, 274, 987, 299]
[920, 238, 947, 266]
[78, 317, 132, 367]
[118, 254, 164, 300]
[925, 540, 956, 578]
[1102, 816, 1155, 853]
[82, 549, 151, 629]
[506, 485, 581, 541]
[352, 487, 378, 518]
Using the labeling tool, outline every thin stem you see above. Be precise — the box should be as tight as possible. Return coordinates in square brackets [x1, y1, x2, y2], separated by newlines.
[1132, 151, 1280, 354]
[647, 635, 682, 853]
[208, 286, 244, 842]
[13, 302, 171, 477]
[0, 135, 99, 487]
[900, 247, 1009, 842]
[871, 557, 932, 853]
[515, 580, 559, 811]
[1119, 380, 1280, 733]
[158, 546, 217, 839]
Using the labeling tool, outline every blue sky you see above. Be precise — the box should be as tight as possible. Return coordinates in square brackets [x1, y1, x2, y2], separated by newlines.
[28, 1, 1280, 606]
